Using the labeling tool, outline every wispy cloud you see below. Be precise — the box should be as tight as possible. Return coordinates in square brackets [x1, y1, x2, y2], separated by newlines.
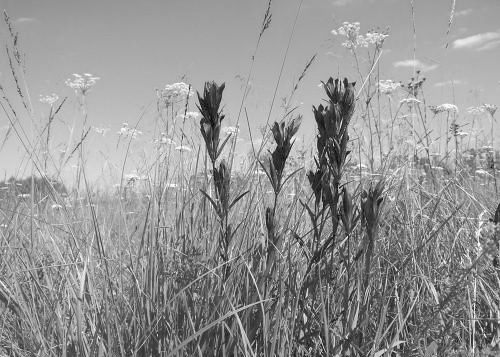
[453, 31, 500, 50]
[15, 17, 37, 24]
[434, 80, 463, 88]
[393, 59, 438, 72]
[454, 9, 472, 17]
[476, 40, 500, 51]
[332, 0, 353, 7]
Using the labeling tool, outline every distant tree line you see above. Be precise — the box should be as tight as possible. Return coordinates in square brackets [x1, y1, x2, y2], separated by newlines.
[0, 176, 68, 200]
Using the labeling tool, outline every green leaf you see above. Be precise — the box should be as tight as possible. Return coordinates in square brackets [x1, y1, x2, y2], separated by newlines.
[216, 133, 232, 160]
[199, 189, 221, 218]
[229, 190, 249, 211]
[281, 167, 302, 189]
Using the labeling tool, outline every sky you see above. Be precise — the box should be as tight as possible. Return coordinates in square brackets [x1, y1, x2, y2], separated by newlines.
[0, 0, 499, 186]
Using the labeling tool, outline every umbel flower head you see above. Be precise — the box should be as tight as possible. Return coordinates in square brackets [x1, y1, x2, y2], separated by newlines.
[39, 93, 59, 106]
[331, 22, 389, 50]
[429, 103, 459, 115]
[158, 82, 193, 106]
[483, 103, 497, 117]
[197, 81, 226, 164]
[65, 73, 100, 95]
[378, 80, 400, 95]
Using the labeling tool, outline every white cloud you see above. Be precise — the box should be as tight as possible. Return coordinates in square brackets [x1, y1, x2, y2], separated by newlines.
[393, 59, 438, 72]
[476, 40, 500, 51]
[434, 80, 463, 88]
[332, 0, 353, 6]
[14, 17, 37, 24]
[454, 9, 472, 17]
[453, 31, 500, 50]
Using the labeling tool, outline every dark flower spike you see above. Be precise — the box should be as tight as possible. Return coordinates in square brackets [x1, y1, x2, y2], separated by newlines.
[197, 81, 226, 164]
[266, 116, 302, 193]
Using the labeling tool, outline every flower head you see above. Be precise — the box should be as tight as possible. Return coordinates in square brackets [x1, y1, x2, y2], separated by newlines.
[378, 80, 401, 95]
[65, 73, 100, 95]
[400, 98, 422, 106]
[117, 123, 142, 140]
[222, 126, 240, 136]
[429, 103, 459, 115]
[158, 82, 194, 105]
[332, 22, 388, 49]
[482, 103, 497, 117]
[467, 106, 485, 115]
[364, 30, 389, 47]
[93, 126, 109, 136]
[332, 22, 365, 49]
[154, 133, 176, 146]
[39, 93, 59, 106]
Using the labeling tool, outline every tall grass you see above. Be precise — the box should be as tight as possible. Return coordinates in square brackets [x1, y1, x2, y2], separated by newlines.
[1, 4, 500, 357]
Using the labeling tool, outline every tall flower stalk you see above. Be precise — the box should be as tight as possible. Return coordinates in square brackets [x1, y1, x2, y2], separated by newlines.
[197, 81, 247, 267]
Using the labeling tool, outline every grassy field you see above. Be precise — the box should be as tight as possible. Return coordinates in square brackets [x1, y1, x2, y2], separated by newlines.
[1, 4, 500, 357]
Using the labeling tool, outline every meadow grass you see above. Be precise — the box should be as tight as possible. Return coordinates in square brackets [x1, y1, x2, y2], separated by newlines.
[1, 5, 500, 357]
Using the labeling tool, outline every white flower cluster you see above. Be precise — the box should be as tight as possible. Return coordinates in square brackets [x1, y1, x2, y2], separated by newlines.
[154, 133, 176, 146]
[331, 22, 388, 50]
[39, 93, 59, 105]
[466, 106, 485, 115]
[430, 103, 459, 114]
[222, 126, 240, 136]
[117, 123, 142, 140]
[93, 126, 109, 136]
[378, 80, 401, 95]
[65, 73, 100, 95]
[466, 104, 497, 116]
[483, 103, 497, 116]
[158, 82, 194, 105]
[400, 98, 422, 105]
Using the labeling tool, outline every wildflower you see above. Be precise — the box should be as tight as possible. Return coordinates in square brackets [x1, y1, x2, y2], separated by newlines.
[51, 204, 63, 210]
[429, 103, 459, 114]
[117, 123, 142, 139]
[158, 82, 193, 105]
[17, 193, 30, 198]
[65, 73, 100, 95]
[364, 30, 389, 47]
[332, 21, 366, 49]
[400, 98, 422, 105]
[39, 93, 59, 106]
[482, 103, 497, 117]
[124, 173, 141, 183]
[456, 131, 469, 138]
[93, 126, 109, 136]
[222, 126, 240, 136]
[480, 145, 494, 152]
[378, 80, 401, 95]
[166, 183, 178, 188]
[467, 106, 485, 115]
[175, 145, 192, 152]
[154, 134, 175, 146]
[332, 22, 389, 50]
[198, 81, 226, 164]
[266, 116, 302, 192]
